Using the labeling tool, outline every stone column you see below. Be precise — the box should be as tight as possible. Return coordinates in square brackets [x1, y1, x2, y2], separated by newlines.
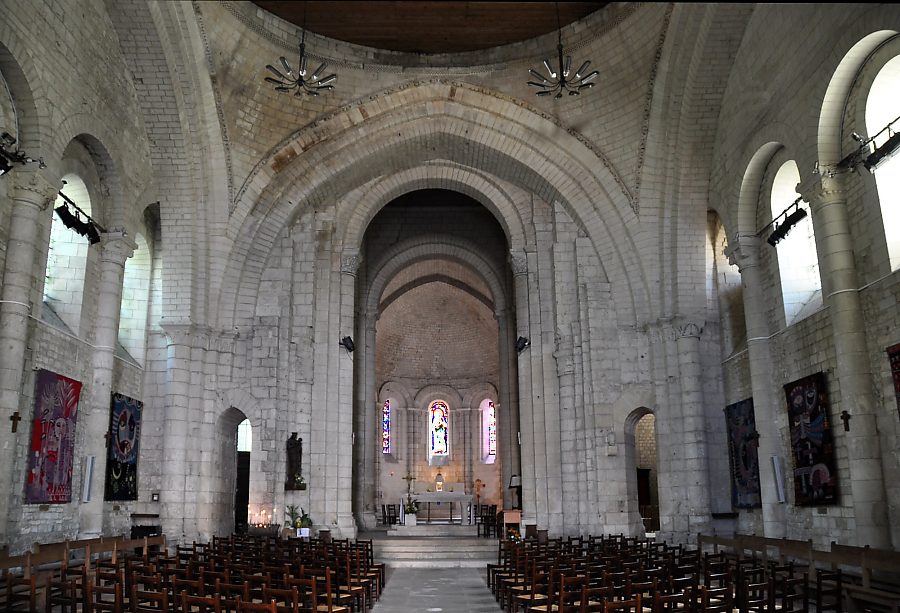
[354, 314, 377, 529]
[336, 252, 359, 538]
[725, 234, 786, 536]
[800, 173, 890, 548]
[674, 318, 713, 538]
[79, 231, 136, 536]
[510, 250, 535, 525]
[158, 322, 194, 541]
[555, 334, 576, 531]
[0, 170, 59, 542]
[495, 310, 520, 509]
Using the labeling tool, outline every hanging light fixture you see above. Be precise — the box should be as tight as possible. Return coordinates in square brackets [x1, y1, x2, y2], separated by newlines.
[264, 6, 336, 98]
[527, 3, 598, 98]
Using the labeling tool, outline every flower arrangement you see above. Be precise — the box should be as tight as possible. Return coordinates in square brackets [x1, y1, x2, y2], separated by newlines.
[403, 494, 419, 514]
[285, 504, 313, 528]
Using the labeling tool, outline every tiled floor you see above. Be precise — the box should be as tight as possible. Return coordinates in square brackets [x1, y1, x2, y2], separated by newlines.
[372, 566, 502, 613]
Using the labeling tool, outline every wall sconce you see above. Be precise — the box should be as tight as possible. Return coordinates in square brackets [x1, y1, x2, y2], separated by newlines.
[435, 471, 444, 492]
[515, 336, 530, 353]
[151, 492, 160, 502]
[339, 336, 355, 352]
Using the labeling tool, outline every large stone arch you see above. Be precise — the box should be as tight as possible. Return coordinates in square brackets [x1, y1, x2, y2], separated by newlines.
[818, 29, 899, 166]
[218, 81, 648, 331]
[333, 161, 531, 253]
[0, 28, 48, 153]
[364, 235, 508, 317]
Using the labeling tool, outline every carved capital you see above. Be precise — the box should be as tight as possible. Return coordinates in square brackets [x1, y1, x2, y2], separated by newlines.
[509, 250, 528, 276]
[675, 317, 704, 339]
[159, 320, 198, 347]
[99, 230, 137, 265]
[798, 173, 845, 210]
[725, 233, 760, 271]
[7, 170, 60, 210]
[340, 252, 361, 276]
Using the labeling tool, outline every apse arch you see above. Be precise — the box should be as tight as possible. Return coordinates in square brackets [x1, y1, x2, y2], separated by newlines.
[219, 81, 647, 331]
[364, 235, 508, 318]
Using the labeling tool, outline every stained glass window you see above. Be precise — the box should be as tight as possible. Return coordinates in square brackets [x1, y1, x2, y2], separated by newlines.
[382, 399, 391, 454]
[482, 399, 497, 463]
[429, 400, 449, 459]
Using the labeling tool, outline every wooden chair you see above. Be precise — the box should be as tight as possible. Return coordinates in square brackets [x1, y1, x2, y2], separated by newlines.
[603, 595, 642, 613]
[262, 586, 301, 613]
[236, 601, 276, 613]
[652, 590, 689, 613]
[131, 587, 170, 613]
[179, 592, 221, 613]
[86, 581, 123, 613]
[45, 571, 80, 613]
[698, 585, 733, 613]
[814, 570, 842, 613]
[284, 576, 318, 613]
[216, 579, 249, 613]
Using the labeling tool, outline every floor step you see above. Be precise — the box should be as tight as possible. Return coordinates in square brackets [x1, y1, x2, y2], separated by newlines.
[371, 535, 499, 569]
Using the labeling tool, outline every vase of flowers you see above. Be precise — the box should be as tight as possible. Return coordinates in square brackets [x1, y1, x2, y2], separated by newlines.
[404, 494, 419, 526]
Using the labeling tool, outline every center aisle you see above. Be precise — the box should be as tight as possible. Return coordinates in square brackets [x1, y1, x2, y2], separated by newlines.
[372, 567, 502, 613]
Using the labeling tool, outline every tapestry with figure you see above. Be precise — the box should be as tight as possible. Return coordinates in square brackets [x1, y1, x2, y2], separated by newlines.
[25, 369, 82, 504]
[104, 393, 142, 501]
[724, 398, 761, 509]
[784, 372, 839, 506]
[888, 343, 900, 421]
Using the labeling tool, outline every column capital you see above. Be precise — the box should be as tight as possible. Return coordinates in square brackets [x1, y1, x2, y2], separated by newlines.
[797, 172, 846, 210]
[99, 230, 137, 265]
[674, 316, 704, 340]
[509, 250, 528, 276]
[725, 233, 761, 271]
[7, 169, 60, 210]
[340, 252, 361, 276]
[159, 320, 201, 346]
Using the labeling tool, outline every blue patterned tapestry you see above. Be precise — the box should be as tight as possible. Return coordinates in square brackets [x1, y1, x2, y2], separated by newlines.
[724, 398, 761, 509]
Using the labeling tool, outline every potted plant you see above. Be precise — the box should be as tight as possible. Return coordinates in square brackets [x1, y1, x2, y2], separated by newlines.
[404, 494, 419, 526]
[298, 508, 313, 538]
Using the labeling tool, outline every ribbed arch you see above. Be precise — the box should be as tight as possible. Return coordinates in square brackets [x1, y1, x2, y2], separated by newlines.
[364, 235, 508, 318]
[218, 81, 646, 331]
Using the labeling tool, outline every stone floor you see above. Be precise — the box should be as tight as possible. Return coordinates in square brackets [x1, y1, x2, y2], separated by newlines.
[372, 566, 502, 613]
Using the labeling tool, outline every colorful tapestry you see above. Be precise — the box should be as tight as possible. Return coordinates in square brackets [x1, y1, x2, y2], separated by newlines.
[784, 372, 839, 506]
[888, 343, 900, 421]
[724, 398, 761, 509]
[25, 369, 82, 504]
[104, 393, 142, 501]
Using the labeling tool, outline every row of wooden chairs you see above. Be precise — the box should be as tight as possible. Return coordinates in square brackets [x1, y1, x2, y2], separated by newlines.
[488, 534, 843, 613]
[8, 534, 384, 613]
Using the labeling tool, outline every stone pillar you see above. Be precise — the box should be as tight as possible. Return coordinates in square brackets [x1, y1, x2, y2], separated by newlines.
[726, 234, 786, 537]
[495, 310, 520, 509]
[801, 173, 890, 548]
[79, 231, 136, 536]
[0, 170, 59, 543]
[159, 322, 194, 542]
[336, 252, 359, 538]
[555, 334, 576, 532]
[510, 250, 535, 525]
[674, 318, 713, 538]
[354, 314, 377, 529]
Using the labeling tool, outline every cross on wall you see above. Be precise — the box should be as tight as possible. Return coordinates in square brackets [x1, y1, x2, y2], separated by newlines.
[9, 411, 22, 433]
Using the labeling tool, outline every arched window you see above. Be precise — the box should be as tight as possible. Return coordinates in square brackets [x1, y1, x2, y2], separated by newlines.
[118, 233, 151, 364]
[44, 174, 92, 335]
[428, 400, 449, 463]
[771, 160, 821, 325]
[481, 399, 497, 464]
[866, 54, 900, 271]
[382, 399, 392, 454]
[237, 418, 252, 452]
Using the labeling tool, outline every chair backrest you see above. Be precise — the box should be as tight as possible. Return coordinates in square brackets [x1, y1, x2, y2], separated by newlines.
[131, 586, 170, 613]
[262, 586, 300, 613]
[180, 592, 221, 613]
[236, 600, 276, 613]
[284, 576, 317, 612]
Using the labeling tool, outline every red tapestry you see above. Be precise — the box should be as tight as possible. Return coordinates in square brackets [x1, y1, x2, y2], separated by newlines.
[25, 369, 82, 504]
[889, 344, 900, 421]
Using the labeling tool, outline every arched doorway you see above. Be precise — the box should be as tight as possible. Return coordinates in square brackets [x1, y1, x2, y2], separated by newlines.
[213, 407, 251, 536]
[626, 408, 659, 535]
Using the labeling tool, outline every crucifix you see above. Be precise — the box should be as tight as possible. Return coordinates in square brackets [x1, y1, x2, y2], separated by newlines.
[402, 472, 415, 494]
[9, 411, 22, 433]
[840, 411, 852, 432]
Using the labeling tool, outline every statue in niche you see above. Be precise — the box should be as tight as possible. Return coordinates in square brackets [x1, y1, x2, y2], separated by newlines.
[285, 432, 305, 490]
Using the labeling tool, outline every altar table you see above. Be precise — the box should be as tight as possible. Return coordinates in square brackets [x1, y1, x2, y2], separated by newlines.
[401, 491, 474, 524]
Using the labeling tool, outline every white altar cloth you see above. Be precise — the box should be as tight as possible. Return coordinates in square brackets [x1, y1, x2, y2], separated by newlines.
[401, 491, 474, 524]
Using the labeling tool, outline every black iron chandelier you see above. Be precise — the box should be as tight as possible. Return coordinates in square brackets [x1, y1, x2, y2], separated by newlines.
[527, 4, 598, 98]
[265, 26, 336, 97]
